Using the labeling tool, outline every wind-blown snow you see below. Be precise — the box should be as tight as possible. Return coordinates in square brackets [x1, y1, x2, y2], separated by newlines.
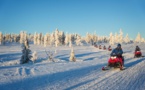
[0, 43, 145, 90]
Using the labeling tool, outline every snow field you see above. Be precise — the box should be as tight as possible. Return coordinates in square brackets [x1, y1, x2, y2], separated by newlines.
[0, 43, 145, 90]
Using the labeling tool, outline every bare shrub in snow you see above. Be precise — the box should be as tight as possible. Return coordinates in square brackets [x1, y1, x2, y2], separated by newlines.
[45, 50, 55, 62]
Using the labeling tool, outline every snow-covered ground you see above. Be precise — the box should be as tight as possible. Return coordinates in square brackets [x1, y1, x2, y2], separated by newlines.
[0, 43, 145, 90]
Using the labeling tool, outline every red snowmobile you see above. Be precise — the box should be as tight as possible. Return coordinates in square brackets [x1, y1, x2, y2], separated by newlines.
[108, 46, 112, 51]
[134, 51, 142, 58]
[99, 45, 102, 49]
[94, 44, 98, 48]
[102, 55, 124, 71]
[103, 46, 106, 50]
[108, 48, 112, 51]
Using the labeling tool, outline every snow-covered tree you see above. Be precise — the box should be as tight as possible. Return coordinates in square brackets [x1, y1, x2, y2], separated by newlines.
[4, 33, 12, 43]
[114, 33, 119, 44]
[31, 51, 37, 63]
[13, 34, 17, 42]
[65, 33, 69, 46]
[0, 32, 3, 45]
[76, 34, 82, 46]
[85, 32, 91, 44]
[68, 34, 74, 47]
[44, 33, 49, 47]
[59, 31, 65, 45]
[20, 31, 25, 44]
[69, 40, 72, 47]
[55, 29, 60, 47]
[118, 29, 123, 44]
[37, 33, 41, 45]
[124, 34, 130, 44]
[92, 33, 98, 44]
[141, 38, 145, 43]
[135, 32, 141, 43]
[20, 39, 32, 64]
[50, 33, 55, 46]
[20, 31, 27, 44]
[69, 48, 76, 62]
[109, 32, 115, 45]
[33, 32, 37, 45]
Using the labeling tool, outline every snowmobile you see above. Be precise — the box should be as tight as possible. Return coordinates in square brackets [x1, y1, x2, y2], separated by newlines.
[94, 45, 98, 48]
[99, 45, 102, 49]
[108, 46, 112, 51]
[134, 51, 142, 58]
[108, 48, 112, 51]
[103, 46, 106, 50]
[102, 55, 124, 71]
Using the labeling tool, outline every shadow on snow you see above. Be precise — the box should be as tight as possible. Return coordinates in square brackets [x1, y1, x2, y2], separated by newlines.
[0, 64, 104, 90]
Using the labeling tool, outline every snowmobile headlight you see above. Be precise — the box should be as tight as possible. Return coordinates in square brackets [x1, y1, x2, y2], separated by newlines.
[111, 56, 116, 60]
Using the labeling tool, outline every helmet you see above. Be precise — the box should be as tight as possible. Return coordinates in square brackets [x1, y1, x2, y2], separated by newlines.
[112, 53, 116, 56]
[117, 43, 121, 47]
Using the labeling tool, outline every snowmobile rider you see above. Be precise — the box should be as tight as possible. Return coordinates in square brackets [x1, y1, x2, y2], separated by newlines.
[108, 45, 112, 51]
[110, 44, 124, 67]
[135, 46, 141, 52]
[134, 46, 142, 57]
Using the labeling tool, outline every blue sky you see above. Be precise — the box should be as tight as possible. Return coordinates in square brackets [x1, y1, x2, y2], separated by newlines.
[0, 0, 145, 39]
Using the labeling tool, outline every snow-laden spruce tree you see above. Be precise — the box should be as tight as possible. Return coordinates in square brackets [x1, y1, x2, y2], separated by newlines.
[50, 33, 55, 46]
[31, 51, 37, 63]
[76, 34, 82, 46]
[118, 29, 123, 44]
[5, 34, 11, 43]
[0, 32, 3, 45]
[141, 38, 145, 43]
[124, 34, 130, 44]
[13, 34, 17, 42]
[92, 33, 98, 45]
[85, 32, 91, 44]
[69, 48, 76, 62]
[44, 33, 49, 47]
[20, 39, 32, 64]
[135, 32, 141, 43]
[33, 32, 37, 45]
[9, 33, 13, 42]
[37, 33, 41, 45]
[114, 33, 119, 44]
[40, 33, 43, 45]
[69, 34, 73, 47]
[59, 31, 65, 45]
[69, 40, 72, 47]
[20, 31, 25, 44]
[65, 33, 69, 46]
[55, 29, 60, 47]
[89, 34, 93, 45]
[109, 32, 115, 45]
